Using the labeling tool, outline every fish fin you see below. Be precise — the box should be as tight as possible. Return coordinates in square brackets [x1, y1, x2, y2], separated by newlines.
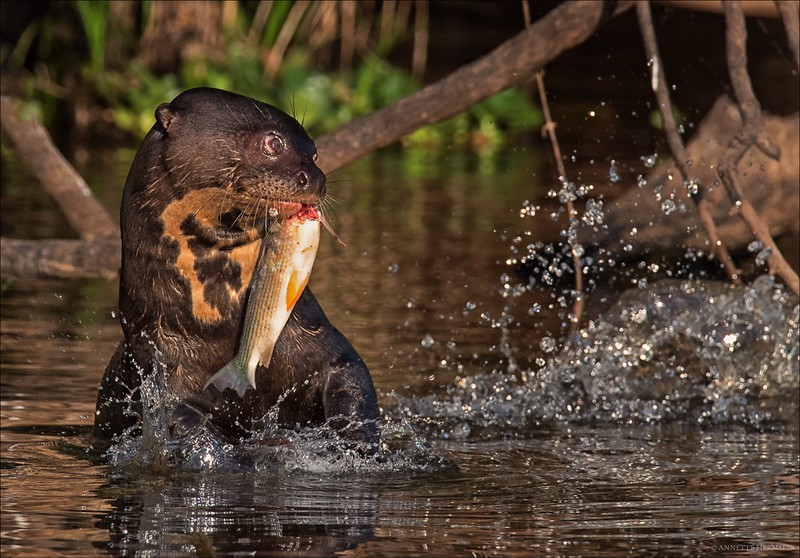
[204, 361, 252, 398]
[285, 270, 310, 311]
[258, 346, 276, 369]
[320, 213, 346, 246]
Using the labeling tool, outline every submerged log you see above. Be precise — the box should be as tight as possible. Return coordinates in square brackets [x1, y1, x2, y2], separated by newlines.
[586, 96, 799, 264]
[0, 237, 120, 280]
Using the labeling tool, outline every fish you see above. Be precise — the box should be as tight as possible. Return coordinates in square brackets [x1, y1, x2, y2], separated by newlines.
[205, 205, 321, 397]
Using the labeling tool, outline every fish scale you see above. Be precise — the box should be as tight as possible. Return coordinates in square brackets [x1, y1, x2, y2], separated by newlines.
[205, 207, 321, 397]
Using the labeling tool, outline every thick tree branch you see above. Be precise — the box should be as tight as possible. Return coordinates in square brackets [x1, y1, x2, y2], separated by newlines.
[315, 0, 634, 175]
[0, 96, 119, 240]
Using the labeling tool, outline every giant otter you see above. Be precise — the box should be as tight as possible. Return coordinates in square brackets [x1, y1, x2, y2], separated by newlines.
[94, 88, 378, 446]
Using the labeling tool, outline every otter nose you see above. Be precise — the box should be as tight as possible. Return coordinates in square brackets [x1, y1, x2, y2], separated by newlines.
[297, 166, 326, 198]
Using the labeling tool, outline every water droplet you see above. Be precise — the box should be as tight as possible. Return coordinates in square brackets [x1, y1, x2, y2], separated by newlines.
[755, 249, 772, 266]
[519, 200, 539, 218]
[388, 263, 399, 274]
[540, 336, 556, 353]
[421, 334, 435, 349]
[661, 199, 676, 215]
[582, 198, 605, 226]
[608, 161, 620, 183]
[640, 153, 657, 168]
[722, 333, 740, 351]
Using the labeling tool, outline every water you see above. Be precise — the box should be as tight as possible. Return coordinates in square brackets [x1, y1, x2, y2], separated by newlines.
[2, 138, 799, 556]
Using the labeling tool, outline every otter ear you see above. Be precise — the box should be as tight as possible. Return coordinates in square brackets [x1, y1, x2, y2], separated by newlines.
[155, 103, 180, 133]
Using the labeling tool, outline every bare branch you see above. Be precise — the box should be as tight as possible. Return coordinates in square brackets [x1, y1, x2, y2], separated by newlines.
[0, 96, 119, 240]
[315, 0, 634, 175]
[775, 1, 799, 70]
[534, 72, 586, 325]
[636, 0, 741, 283]
[718, 1, 799, 295]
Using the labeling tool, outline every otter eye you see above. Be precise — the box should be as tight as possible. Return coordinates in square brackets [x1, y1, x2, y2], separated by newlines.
[263, 133, 284, 156]
[312, 152, 318, 163]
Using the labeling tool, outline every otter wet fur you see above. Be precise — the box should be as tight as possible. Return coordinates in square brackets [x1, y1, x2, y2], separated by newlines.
[93, 88, 379, 447]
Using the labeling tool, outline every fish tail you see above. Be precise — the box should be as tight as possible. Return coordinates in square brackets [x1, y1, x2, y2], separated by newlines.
[204, 360, 253, 397]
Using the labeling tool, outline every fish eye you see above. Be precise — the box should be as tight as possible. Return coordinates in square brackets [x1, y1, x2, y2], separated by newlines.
[263, 133, 285, 156]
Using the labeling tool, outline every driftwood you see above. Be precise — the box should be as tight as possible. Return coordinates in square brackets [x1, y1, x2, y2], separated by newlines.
[589, 96, 799, 257]
[0, 97, 119, 240]
[1, 237, 120, 280]
[1, 0, 633, 280]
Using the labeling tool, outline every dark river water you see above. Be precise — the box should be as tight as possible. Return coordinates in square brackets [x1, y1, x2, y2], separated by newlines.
[2, 6, 800, 556]
[2, 143, 798, 556]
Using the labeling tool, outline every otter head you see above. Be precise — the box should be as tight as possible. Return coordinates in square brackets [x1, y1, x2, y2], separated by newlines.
[120, 88, 326, 354]
[154, 87, 326, 217]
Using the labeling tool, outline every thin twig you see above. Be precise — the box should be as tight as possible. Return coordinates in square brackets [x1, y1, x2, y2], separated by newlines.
[718, 1, 799, 295]
[522, 0, 585, 325]
[534, 72, 585, 325]
[411, 0, 429, 82]
[775, 0, 800, 70]
[636, 0, 741, 283]
[264, 1, 309, 75]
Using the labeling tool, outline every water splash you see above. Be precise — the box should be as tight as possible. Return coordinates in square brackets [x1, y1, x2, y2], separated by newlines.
[390, 276, 798, 438]
[103, 342, 453, 474]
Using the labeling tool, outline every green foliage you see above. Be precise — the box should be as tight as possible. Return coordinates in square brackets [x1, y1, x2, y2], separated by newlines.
[259, 1, 295, 47]
[648, 104, 686, 131]
[12, 1, 544, 153]
[74, 1, 108, 74]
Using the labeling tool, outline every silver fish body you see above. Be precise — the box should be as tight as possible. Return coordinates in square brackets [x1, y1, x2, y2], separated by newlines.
[205, 209, 321, 397]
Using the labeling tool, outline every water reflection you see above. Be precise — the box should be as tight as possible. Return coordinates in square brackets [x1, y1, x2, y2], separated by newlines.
[96, 473, 379, 556]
